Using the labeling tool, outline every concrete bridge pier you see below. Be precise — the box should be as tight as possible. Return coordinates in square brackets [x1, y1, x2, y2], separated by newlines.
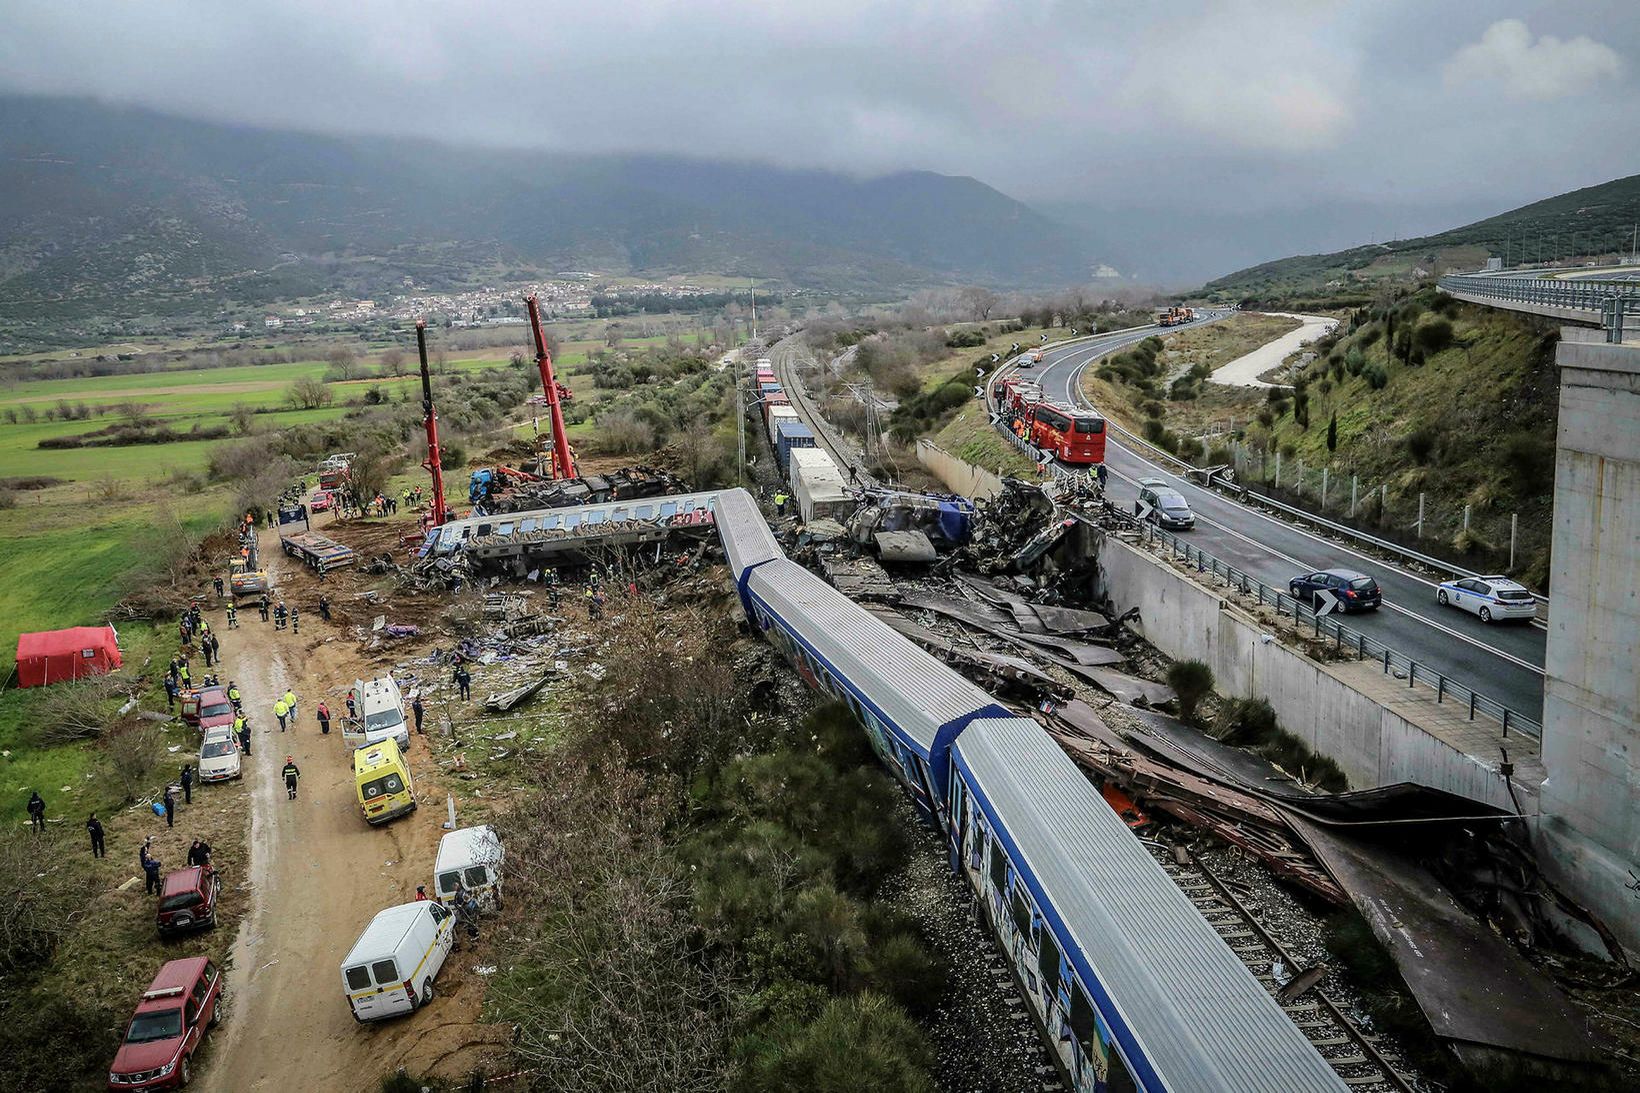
[1537, 329, 1640, 956]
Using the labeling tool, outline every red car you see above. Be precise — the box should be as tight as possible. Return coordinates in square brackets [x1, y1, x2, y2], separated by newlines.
[309, 490, 334, 513]
[156, 866, 221, 937]
[108, 957, 222, 1089]
[179, 686, 234, 733]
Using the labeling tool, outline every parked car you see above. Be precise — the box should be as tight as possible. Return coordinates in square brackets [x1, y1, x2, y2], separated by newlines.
[340, 901, 455, 1022]
[1136, 479, 1195, 530]
[156, 866, 221, 937]
[1436, 575, 1537, 623]
[108, 957, 221, 1089]
[309, 490, 334, 513]
[198, 726, 242, 783]
[1288, 568, 1382, 612]
[180, 686, 234, 732]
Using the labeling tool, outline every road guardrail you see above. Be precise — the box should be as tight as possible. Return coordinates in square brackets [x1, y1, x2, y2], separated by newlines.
[1110, 510, 1542, 740]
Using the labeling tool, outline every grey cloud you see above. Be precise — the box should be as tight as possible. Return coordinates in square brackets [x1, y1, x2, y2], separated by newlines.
[0, 1, 1636, 247]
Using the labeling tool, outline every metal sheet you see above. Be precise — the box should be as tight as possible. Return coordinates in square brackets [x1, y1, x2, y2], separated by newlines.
[1068, 666, 1176, 707]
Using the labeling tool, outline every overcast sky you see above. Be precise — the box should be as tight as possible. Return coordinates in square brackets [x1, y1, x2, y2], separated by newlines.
[3, 1, 1635, 235]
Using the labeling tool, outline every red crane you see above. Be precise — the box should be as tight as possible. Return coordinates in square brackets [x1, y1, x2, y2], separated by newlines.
[415, 319, 449, 526]
[526, 295, 576, 480]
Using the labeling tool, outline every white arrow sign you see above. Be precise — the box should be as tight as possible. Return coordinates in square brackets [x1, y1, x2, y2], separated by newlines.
[1314, 589, 1341, 616]
[1040, 333, 1049, 342]
[1068, 328, 1077, 335]
[987, 411, 1001, 426]
[1035, 448, 1054, 466]
[975, 365, 987, 376]
[990, 353, 1000, 362]
[1011, 342, 1020, 351]
[973, 385, 985, 399]
[1136, 499, 1154, 522]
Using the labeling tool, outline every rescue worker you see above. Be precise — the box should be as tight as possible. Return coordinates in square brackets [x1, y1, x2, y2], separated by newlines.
[237, 716, 252, 756]
[345, 689, 357, 720]
[274, 697, 288, 732]
[283, 688, 298, 722]
[318, 594, 331, 621]
[164, 675, 180, 711]
[228, 682, 242, 713]
[26, 791, 45, 833]
[259, 594, 270, 623]
[411, 695, 424, 734]
[162, 785, 176, 829]
[141, 843, 162, 895]
[179, 763, 194, 804]
[178, 660, 191, 689]
[213, 575, 225, 598]
[290, 605, 300, 635]
[453, 665, 471, 702]
[414, 885, 430, 902]
[274, 602, 287, 630]
[226, 601, 238, 629]
[282, 756, 301, 800]
[86, 813, 105, 858]
[316, 700, 331, 735]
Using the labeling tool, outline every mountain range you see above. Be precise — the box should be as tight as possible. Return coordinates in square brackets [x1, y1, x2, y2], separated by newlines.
[0, 95, 1100, 346]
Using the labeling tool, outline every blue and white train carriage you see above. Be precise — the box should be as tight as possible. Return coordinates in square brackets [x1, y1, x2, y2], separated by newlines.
[710, 489, 1345, 1093]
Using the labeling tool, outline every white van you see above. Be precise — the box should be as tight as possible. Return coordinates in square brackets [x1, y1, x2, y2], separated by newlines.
[340, 901, 454, 1022]
[434, 825, 505, 910]
[345, 676, 410, 750]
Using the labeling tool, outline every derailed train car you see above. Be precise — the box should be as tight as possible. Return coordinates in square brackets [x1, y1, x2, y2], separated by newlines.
[710, 487, 1345, 1093]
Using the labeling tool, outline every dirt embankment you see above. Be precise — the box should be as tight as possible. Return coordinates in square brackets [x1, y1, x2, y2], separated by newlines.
[200, 517, 506, 1091]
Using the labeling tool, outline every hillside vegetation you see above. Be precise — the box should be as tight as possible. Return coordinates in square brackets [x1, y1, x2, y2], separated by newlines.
[1203, 172, 1640, 305]
[1104, 293, 1558, 584]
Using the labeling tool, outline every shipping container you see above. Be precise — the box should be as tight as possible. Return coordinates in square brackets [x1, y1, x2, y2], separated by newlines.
[775, 422, 816, 476]
[790, 447, 854, 522]
[766, 404, 800, 445]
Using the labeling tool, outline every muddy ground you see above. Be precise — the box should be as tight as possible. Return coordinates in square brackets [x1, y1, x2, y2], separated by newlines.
[200, 515, 508, 1092]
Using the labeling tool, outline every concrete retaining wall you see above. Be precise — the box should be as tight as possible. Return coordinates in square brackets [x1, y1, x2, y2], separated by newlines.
[1095, 535, 1520, 812]
[917, 438, 1004, 501]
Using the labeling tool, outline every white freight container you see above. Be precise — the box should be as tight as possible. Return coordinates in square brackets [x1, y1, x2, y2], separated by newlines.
[766, 404, 799, 445]
[790, 448, 854, 523]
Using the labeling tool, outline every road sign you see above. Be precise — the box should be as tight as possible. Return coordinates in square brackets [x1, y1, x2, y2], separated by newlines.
[987, 411, 1000, 426]
[1040, 333, 1049, 342]
[1035, 447, 1053, 467]
[1011, 342, 1020, 352]
[1136, 499, 1154, 522]
[975, 365, 987, 377]
[1314, 589, 1340, 616]
[991, 353, 1000, 362]
[973, 385, 985, 399]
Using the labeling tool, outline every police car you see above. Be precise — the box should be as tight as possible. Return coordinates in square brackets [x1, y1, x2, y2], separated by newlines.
[1435, 575, 1538, 623]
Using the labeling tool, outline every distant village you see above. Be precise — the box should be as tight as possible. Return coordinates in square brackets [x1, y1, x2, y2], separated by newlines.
[239, 275, 724, 333]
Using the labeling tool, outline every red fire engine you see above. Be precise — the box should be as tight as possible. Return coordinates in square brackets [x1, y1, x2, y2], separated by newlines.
[998, 377, 1107, 465]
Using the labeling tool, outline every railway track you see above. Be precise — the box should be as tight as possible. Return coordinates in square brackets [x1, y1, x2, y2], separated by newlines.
[1151, 843, 1420, 1092]
[768, 336, 878, 486]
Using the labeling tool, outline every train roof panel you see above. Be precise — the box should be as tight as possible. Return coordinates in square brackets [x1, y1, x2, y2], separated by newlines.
[953, 717, 1346, 1093]
[712, 488, 783, 580]
[747, 560, 999, 757]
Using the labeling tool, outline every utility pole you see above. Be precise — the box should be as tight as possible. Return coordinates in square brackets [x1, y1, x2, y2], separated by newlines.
[749, 280, 758, 342]
[735, 353, 746, 485]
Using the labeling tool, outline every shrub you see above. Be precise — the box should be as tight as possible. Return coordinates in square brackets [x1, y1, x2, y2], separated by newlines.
[1141, 418, 1166, 444]
[1166, 660, 1215, 724]
[1404, 426, 1438, 464]
[1413, 316, 1454, 354]
[734, 993, 933, 1093]
[1499, 431, 1555, 494]
[1362, 363, 1389, 390]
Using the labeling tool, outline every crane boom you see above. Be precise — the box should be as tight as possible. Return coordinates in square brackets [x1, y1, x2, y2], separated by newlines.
[526, 295, 576, 480]
[415, 320, 449, 526]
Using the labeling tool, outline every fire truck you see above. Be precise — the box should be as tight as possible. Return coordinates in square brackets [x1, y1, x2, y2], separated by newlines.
[997, 377, 1107, 465]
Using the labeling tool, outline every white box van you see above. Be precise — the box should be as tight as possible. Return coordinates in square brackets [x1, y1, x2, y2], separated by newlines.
[434, 825, 505, 910]
[345, 676, 410, 750]
[340, 901, 454, 1022]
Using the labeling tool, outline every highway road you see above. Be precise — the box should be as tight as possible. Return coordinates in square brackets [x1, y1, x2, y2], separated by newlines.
[991, 320, 1547, 725]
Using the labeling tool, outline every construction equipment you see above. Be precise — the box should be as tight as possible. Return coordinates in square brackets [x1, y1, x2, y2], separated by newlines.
[525, 295, 576, 480]
[416, 320, 449, 527]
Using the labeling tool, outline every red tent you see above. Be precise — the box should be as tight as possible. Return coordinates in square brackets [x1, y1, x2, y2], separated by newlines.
[14, 626, 122, 688]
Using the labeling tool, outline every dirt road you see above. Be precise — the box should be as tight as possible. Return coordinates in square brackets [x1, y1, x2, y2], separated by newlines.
[201, 522, 503, 1090]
